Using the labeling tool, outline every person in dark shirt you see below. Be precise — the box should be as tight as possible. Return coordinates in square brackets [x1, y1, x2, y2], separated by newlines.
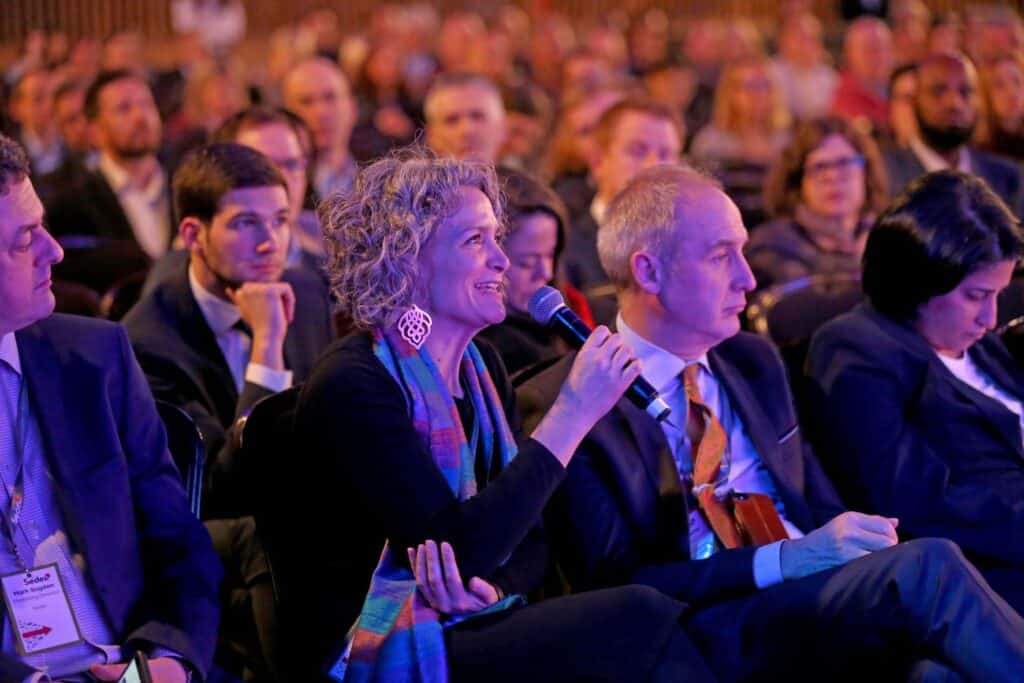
[278, 152, 716, 682]
[479, 166, 586, 377]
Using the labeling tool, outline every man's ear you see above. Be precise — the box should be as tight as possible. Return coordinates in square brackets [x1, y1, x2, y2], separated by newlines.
[630, 250, 662, 295]
[179, 217, 203, 252]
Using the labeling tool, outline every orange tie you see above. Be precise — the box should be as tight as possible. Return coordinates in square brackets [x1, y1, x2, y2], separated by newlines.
[683, 365, 789, 549]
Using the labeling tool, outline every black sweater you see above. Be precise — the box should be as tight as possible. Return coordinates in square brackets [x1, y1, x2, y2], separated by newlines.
[282, 332, 566, 673]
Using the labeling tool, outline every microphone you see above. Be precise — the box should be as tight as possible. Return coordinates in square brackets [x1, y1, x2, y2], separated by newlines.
[528, 286, 672, 423]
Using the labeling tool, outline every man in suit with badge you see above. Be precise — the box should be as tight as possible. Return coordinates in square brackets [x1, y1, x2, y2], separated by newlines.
[0, 135, 220, 681]
[520, 164, 1024, 681]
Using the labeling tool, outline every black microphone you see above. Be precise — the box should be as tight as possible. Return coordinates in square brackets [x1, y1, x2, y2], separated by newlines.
[528, 286, 672, 423]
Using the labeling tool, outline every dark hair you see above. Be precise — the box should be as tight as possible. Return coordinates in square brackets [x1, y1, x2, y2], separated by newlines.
[763, 116, 889, 218]
[0, 134, 30, 195]
[53, 76, 87, 104]
[84, 69, 149, 120]
[497, 165, 568, 257]
[888, 61, 918, 96]
[863, 170, 1023, 321]
[212, 105, 311, 157]
[172, 143, 288, 224]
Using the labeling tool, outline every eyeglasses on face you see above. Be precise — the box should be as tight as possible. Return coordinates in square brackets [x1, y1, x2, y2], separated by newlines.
[804, 154, 865, 179]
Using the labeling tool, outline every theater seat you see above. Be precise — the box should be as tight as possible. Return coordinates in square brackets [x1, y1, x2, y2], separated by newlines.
[746, 273, 863, 418]
[239, 386, 302, 682]
[155, 400, 205, 519]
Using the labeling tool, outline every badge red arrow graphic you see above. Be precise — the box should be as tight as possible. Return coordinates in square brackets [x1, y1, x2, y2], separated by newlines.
[23, 626, 51, 638]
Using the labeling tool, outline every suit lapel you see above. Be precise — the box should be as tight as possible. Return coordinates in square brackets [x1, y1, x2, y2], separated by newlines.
[708, 349, 787, 478]
[85, 171, 136, 243]
[14, 325, 114, 609]
[612, 399, 690, 559]
[160, 260, 240, 423]
[869, 307, 1024, 457]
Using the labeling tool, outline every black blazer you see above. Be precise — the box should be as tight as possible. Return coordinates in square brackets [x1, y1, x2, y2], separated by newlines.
[2, 315, 221, 682]
[122, 250, 335, 517]
[518, 331, 846, 607]
[883, 146, 1024, 216]
[805, 304, 1024, 567]
[43, 165, 171, 291]
[278, 333, 564, 678]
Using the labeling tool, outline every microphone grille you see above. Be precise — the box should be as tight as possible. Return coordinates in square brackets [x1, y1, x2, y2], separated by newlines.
[528, 286, 567, 324]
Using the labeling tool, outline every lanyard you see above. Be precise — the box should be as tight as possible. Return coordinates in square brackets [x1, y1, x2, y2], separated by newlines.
[0, 376, 30, 571]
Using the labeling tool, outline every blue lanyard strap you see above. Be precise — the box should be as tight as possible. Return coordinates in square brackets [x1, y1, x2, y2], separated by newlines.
[0, 377, 30, 571]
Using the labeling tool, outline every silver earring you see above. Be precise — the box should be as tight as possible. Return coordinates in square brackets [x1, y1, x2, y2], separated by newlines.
[397, 305, 432, 349]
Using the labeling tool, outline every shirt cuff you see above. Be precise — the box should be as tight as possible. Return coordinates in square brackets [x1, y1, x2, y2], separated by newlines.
[149, 646, 195, 682]
[245, 363, 293, 392]
[753, 540, 785, 589]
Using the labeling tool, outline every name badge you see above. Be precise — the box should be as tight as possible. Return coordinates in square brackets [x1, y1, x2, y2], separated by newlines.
[0, 563, 83, 655]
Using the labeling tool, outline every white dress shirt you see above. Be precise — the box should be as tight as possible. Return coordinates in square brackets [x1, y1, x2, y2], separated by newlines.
[937, 350, 1024, 445]
[617, 317, 804, 588]
[187, 266, 293, 393]
[96, 154, 170, 261]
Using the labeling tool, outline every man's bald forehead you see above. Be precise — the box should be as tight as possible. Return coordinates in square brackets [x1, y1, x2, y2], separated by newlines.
[917, 52, 975, 79]
[284, 57, 349, 91]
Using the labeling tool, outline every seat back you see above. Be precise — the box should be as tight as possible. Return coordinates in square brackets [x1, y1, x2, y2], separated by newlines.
[747, 274, 864, 420]
[241, 386, 302, 679]
[101, 270, 148, 321]
[52, 279, 102, 317]
[155, 400, 205, 518]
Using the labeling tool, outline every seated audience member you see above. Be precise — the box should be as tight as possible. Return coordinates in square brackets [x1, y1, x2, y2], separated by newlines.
[520, 164, 1024, 681]
[282, 57, 358, 200]
[123, 142, 333, 517]
[976, 54, 1024, 162]
[544, 88, 628, 219]
[212, 106, 323, 270]
[806, 170, 1024, 614]
[33, 77, 92, 205]
[424, 72, 507, 164]
[278, 152, 717, 682]
[8, 69, 65, 176]
[689, 57, 791, 228]
[770, 12, 837, 123]
[44, 69, 170, 291]
[564, 97, 683, 325]
[884, 52, 1024, 215]
[830, 17, 894, 134]
[478, 166, 587, 376]
[882, 63, 919, 150]
[123, 143, 333, 680]
[0, 135, 221, 681]
[747, 116, 888, 290]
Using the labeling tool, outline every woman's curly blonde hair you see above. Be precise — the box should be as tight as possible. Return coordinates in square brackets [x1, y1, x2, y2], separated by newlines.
[319, 148, 504, 330]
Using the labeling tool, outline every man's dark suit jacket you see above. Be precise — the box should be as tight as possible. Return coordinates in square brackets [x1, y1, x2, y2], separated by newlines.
[518, 331, 846, 605]
[2, 315, 221, 682]
[805, 304, 1024, 568]
[883, 146, 1024, 216]
[43, 165, 169, 292]
[121, 250, 335, 517]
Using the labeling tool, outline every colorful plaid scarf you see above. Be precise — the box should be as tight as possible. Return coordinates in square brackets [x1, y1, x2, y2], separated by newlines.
[327, 328, 520, 682]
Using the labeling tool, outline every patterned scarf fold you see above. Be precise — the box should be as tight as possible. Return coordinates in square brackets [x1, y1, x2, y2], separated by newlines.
[328, 328, 520, 682]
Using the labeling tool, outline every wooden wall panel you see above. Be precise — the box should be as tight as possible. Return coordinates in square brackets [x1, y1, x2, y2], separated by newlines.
[0, 0, 1021, 44]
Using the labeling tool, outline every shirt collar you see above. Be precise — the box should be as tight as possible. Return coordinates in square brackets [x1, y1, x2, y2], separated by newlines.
[590, 196, 608, 226]
[0, 333, 21, 376]
[908, 137, 972, 174]
[97, 152, 166, 198]
[188, 264, 242, 335]
[616, 314, 709, 394]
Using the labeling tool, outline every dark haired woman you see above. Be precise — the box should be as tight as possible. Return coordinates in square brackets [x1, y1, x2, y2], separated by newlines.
[805, 170, 1024, 614]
